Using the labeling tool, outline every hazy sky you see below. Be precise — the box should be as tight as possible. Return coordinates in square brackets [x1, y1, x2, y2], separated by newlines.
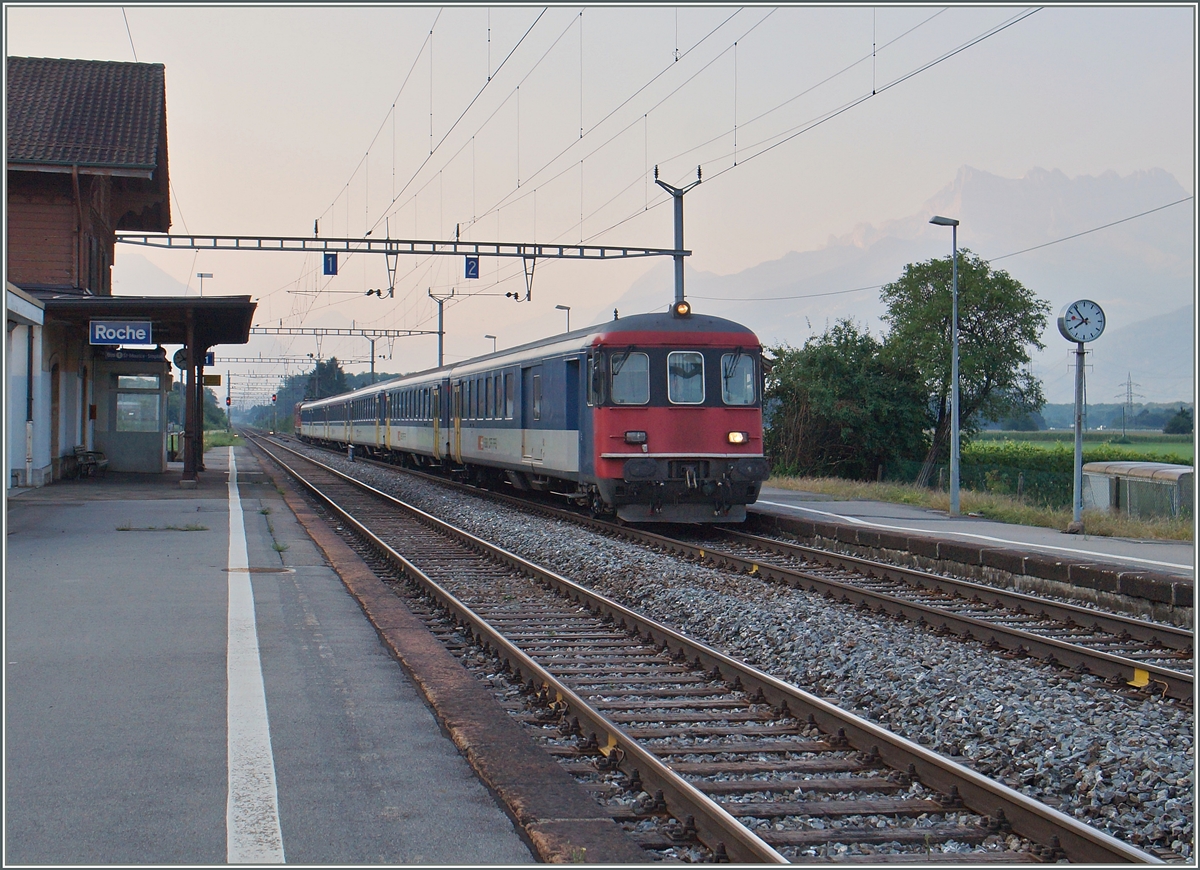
[6, 4, 1195, 401]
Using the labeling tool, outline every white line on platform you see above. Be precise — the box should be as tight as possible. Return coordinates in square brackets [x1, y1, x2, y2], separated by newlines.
[756, 500, 1194, 573]
[227, 448, 285, 864]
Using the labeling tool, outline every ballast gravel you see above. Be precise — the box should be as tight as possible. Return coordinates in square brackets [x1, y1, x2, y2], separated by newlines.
[296, 448, 1194, 859]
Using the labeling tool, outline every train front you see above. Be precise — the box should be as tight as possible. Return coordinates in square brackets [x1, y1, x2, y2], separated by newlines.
[588, 307, 769, 522]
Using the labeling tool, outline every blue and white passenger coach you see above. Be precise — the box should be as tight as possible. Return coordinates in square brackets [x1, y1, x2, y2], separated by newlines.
[297, 307, 770, 522]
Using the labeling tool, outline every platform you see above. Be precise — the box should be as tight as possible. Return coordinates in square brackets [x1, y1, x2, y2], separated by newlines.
[752, 485, 1194, 580]
[4, 447, 535, 865]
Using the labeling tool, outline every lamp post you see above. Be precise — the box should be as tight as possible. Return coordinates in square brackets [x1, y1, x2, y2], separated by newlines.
[484, 334, 497, 353]
[929, 215, 960, 517]
[197, 272, 212, 296]
[555, 304, 571, 332]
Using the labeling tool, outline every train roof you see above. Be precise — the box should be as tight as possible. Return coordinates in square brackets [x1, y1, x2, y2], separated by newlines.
[301, 307, 760, 408]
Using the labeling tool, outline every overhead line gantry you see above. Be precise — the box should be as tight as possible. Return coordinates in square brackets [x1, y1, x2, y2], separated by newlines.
[115, 233, 687, 263]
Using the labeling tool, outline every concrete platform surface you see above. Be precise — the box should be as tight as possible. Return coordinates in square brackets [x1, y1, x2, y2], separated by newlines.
[4, 447, 534, 865]
[754, 486, 1194, 580]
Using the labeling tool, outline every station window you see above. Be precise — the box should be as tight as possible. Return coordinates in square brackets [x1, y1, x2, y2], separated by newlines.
[611, 351, 649, 405]
[667, 351, 705, 404]
[115, 374, 161, 432]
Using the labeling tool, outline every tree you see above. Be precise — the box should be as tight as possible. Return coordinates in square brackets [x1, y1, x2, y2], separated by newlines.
[996, 409, 1045, 431]
[306, 357, 348, 400]
[765, 320, 929, 479]
[880, 249, 1049, 487]
[1164, 406, 1193, 435]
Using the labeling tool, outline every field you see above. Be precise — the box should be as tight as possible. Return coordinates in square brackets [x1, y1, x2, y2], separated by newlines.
[977, 431, 1193, 462]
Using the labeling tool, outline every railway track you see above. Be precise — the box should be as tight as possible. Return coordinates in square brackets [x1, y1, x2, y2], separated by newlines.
[249, 434, 1161, 864]
[292, 435, 1194, 704]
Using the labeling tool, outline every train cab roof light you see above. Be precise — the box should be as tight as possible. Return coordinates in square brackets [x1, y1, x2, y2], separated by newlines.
[672, 300, 692, 317]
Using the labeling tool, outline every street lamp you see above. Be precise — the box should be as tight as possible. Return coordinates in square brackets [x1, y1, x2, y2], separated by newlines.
[555, 304, 571, 332]
[197, 272, 213, 296]
[929, 215, 960, 517]
[484, 334, 497, 353]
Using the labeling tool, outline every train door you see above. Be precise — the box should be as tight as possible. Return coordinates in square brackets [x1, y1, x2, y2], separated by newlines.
[564, 358, 581, 472]
[432, 386, 442, 461]
[521, 365, 543, 462]
[452, 383, 463, 463]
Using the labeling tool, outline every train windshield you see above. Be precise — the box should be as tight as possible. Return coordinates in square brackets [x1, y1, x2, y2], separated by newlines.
[611, 351, 649, 404]
[667, 351, 705, 404]
[721, 351, 756, 405]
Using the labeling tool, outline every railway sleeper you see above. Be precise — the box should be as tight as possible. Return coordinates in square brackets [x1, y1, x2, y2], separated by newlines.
[757, 825, 1006, 851]
[716, 796, 950, 819]
[698, 776, 906, 796]
[669, 759, 872, 776]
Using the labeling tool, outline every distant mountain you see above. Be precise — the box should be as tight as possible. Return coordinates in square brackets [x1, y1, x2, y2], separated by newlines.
[1083, 305, 1194, 407]
[592, 166, 1194, 403]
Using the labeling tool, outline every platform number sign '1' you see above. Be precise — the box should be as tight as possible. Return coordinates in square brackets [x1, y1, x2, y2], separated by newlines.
[464, 256, 479, 279]
[323, 253, 338, 276]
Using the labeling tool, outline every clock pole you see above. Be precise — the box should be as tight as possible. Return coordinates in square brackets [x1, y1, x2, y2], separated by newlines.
[1058, 299, 1104, 534]
[1071, 340, 1086, 531]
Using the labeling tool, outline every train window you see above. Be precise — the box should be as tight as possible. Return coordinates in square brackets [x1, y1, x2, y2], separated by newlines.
[494, 375, 502, 420]
[668, 352, 705, 404]
[505, 374, 514, 419]
[721, 352, 756, 405]
[486, 376, 494, 418]
[532, 374, 542, 420]
[611, 351, 649, 405]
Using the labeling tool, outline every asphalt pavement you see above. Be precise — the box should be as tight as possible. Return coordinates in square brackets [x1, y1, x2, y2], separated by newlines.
[4, 448, 534, 865]
[752, 485, 1194, 580]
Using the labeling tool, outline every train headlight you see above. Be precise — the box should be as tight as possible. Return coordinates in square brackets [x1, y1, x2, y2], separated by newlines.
[727, 431, 749, 445]
[624, 430, 648, 444]
[672, 300, 692, 317]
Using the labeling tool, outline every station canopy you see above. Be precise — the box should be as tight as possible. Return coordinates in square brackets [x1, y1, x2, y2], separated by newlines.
[39, 294, 256, 350]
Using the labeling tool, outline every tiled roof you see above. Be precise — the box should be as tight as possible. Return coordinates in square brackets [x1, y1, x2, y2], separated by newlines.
[6, 56, 165, 171]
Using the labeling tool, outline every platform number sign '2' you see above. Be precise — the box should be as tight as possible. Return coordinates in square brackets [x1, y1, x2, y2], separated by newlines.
[464, 256, 479, 279]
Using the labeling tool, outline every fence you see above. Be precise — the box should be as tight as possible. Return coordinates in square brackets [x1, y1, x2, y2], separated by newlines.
[883, 459, 1074, 509]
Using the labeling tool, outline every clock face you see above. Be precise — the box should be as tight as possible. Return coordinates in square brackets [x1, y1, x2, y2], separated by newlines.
[1058, 300, 1105, 343]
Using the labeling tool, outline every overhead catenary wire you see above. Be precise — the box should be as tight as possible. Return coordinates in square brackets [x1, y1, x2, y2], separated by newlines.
[271, 6, 1020, 323]
[293, 6, 1054, 352]
[569, 6, 1040, 256]
[300, 6, 765, 324]
[692, 195, 1193, 303]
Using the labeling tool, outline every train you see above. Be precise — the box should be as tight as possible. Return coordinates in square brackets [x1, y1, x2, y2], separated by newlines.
[295, 304, 769, 522]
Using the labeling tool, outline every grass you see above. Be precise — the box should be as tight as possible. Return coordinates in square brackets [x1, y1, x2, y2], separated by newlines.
[766, 475, 1194, 542]
[204, 430, 243, 450]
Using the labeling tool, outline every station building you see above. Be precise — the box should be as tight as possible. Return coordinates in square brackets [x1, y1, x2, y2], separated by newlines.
[6, 56, 255, 490]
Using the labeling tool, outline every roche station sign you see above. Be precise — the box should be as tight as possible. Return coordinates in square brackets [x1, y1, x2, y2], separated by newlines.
[90, 320, 153, 345]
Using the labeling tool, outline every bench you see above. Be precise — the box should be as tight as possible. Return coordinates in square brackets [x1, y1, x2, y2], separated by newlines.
[73, 445, 109, 479]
